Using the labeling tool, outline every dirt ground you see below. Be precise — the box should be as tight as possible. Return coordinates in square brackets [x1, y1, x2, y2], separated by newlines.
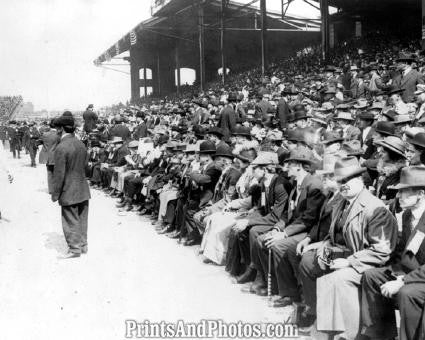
[0, 152, 311, 340]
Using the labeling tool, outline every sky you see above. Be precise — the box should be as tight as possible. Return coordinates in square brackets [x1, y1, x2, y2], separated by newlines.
[0, 0, 320, 111]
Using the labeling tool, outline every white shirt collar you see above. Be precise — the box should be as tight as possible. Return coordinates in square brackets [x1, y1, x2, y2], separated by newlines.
[411, 199, 425, 223]
[403, 67, 412, 77]
[61, 132, 72, 139]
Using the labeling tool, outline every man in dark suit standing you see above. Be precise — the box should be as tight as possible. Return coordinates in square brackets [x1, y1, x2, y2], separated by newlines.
[40, 119, 60, 194]
[52, 114, 91, 259]
[83, 104, 98, 133]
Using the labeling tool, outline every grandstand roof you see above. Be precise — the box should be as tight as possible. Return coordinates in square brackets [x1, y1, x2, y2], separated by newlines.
[314, 0, 419, 11]
[94, 0, 320, 65]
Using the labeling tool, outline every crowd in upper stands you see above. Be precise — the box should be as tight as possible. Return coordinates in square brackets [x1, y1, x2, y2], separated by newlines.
[1, 33, 425, 340]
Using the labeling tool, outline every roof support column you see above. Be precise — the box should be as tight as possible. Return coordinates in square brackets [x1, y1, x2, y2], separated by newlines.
[175, 44, 181, 96]
[156, 53, 161, 97]
[143, 66, 148, 98]
[198, 0, 205, 91]
[422, 0, 425, 50]
[220, 0, 227, 85]
[320, 0, 330, 62]
[129, 48, 140, 104]
[260, 0, 268, 77]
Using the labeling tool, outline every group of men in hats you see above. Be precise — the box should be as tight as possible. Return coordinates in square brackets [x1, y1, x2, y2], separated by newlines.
[4, 33, 425, 340]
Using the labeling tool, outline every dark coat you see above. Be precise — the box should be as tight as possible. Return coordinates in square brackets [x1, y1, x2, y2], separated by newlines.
[133, 122, 148, 140]
[391, 209, 425, 283]
[283, 173, 325, 236]
[276, 98, 290, 130]
[83, 110, 98, 133]
[394, 69, 424, 103]
[217, 105, 237, 139]
[39, 130, 60, 165]
[52, 134, 91, 206]
[189, 161, 222, 207]
[247, 173, 291, 227]
[109, 124, 131, 141]
[308, 192, 345, 243]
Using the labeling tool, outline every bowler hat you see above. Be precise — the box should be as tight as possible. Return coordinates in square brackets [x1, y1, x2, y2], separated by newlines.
[292, 110, 308, 122]
[375, 136, 406, 158]
[409, 132, 425, 149]
[382, 110, 397, 121]
[375, 121, 396, 136]
[214, 143, 234, 159]
[199, 140, 216, 154]
[334, 156, 366, 181]
[56, 115, 75, 128]
[390, 166, 425, 189]
[232, 126, 251, 137]
[387, 88, 405, 96]
[207, 126, 224, 137]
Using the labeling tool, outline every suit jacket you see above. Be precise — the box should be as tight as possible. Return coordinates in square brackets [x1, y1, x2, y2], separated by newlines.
[276, 98, 290, 130]
[396, 69, 424, 103]
[133, 123, 148, 140]
[308, 192, 345, 243]
[390, 209, 425, 284]
[328, 188, 398, 273]
[247, 173, 291, 227]
[52, 134, 91, 206]
[217, 105, 237, 139]
[83, 110, 98, 133]
[189, 161, 222, 206]
[284, 173, 325, 236]
[40, 130, 60, 165]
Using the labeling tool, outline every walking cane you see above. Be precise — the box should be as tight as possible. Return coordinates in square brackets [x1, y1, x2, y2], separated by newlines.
[267, 247, 272, 306]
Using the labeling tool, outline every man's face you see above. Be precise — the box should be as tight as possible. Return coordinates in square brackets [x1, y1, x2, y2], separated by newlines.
[253, 165, 266, 180]
[338, 176, 363, 199]
[322, 173, 338, 193]
[398, 188, 422, 209]
[287, 161, 300, 178]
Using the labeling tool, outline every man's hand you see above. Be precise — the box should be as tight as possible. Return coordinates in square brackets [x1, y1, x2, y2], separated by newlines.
[329, 258, 350, 270]
[264, 231, 287, 249]
[296, 237, 311, 256]
[381, 279, 404, 298]
[232, 219, 249, 232]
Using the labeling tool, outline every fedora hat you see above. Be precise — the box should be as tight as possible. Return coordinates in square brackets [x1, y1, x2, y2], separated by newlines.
[375, 121, 395, 137]
[251, 152, 278, 166]
[55, 115, 75, 128]
[387, 88, 405, 96]
[293, 110, 308, 121]
[375, 136, 406, 158]
[409, 132, 425, 149]
[358, 112, 375, 121]
[322, 130, 344, 145]
[199, 140, 216, 154]
[382, 109, 397, 121]
[206, 126, 224, 137]
[353, 99, 369, 109]
[390, 166, 425, 190]
[393, 114, 413, 125]
[285, 146, 315, 164]
[367, 102, 384, 111]
[342, 140, 364, 157]
[109, 136, 123, 144]
[334, 156, 366, 181]
[335, 112, 354, 121]
[232, 126, 251, 137]
[396, 52, 417, 63]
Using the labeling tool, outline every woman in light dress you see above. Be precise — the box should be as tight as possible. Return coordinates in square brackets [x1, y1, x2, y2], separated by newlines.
[200, 146, 257, 265]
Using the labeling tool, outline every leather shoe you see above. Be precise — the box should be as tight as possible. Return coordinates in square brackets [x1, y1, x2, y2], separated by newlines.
[125, 205, 133, 212]
[183, 238, 200, 246]
[236, 267, 257, 284]
[272, 296, 296, 308]
[167, 230, 181, 239]
[81, 246, 88, 254]
[158, 225, 173, 234]
[116, 202, 127, 208]
[58, 252, 81, 259]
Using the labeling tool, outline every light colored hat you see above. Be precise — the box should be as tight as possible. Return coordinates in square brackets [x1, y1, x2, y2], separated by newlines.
[284, 146, 315, 164]
[335, 112, 354, 121]
[251, 152, 278, 166]
[415, 84, 425, 95]
[128, 141, 139, 148]
[334, 156, 366, 181]
[390, 166, 425, 190]
[375, 136, 406, 158]
[109, 136, 123, 144]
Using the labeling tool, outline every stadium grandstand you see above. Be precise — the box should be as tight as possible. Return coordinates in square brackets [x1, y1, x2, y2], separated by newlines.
[0, 96, 23, 122]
